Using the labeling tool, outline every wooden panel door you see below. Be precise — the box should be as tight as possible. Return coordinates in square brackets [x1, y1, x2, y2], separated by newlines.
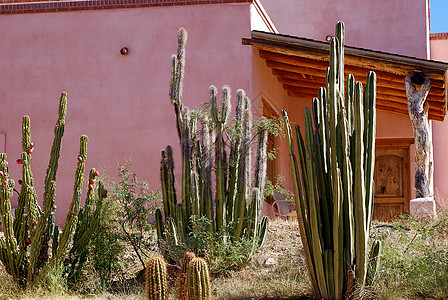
[373, 140, 411, 222]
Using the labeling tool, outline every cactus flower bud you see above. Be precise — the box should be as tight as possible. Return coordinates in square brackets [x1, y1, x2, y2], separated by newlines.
[103, 190, 108, 198]
[18, 179, 22, 185]
[90, 179, 95, 184]
[5, 161, 8, 166]
[50, 212, 54, 216]
[3, 179, 7, 185]
[94, 171, 99, 177]
[0, 171, 3, 176]
[88, 184, 93, 190]
[26, 238, 31, 244]
[16, 159, 22, 164]
[33, 221, 38, 226]
[28, 148, 33, 154]
[77, 156, 83, 162]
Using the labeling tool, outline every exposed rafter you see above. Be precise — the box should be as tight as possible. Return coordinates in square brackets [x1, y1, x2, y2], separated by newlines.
[243, 31, 448, 121]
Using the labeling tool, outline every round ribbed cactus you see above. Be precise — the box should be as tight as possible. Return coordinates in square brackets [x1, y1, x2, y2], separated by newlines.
[178, 252, 196, 300]
[145, 256, 168, 300]
[186, 257, 212, 300]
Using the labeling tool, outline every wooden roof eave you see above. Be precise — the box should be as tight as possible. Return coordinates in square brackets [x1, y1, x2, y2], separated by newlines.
[243, 31, 448, 121]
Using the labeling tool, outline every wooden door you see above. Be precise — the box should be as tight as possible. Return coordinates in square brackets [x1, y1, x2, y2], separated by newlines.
[373, 139, 413, 222]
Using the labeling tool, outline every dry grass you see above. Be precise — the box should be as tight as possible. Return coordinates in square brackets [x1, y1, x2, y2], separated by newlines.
[1, 213, 448, 300]
[212, 218, 312, 299]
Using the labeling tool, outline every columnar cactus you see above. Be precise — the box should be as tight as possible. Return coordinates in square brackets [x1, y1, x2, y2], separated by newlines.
[145, 256, 168, 300]
[282, 22, 381, 299]
[186, 257, 212, 300]
[0, 92, 106, 286]
[156, 28, 269, 266]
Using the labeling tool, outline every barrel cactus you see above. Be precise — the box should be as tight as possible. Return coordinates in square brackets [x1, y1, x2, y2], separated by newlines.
[145, 256, 168, 300]
[0, 92, 106, 286]
[178, 251, 196, 300]
[186, 257, 212, 300]
[155, 27, 269, 269]
[282, 22, 382, 299]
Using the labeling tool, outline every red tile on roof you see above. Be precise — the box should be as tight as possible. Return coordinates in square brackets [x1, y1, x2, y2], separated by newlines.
[430, 33, 448, 40]
[0, 0, 254, 14]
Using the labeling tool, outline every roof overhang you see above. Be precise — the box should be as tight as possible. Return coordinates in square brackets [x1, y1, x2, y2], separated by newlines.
[243, 31, 448, 121]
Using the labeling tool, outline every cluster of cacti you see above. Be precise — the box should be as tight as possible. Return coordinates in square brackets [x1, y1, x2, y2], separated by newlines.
[155, 27, 268, 263]
[145, 255, 168, 300]
[282, 22, 382, 299]
[146, 253, 212, 300]
[0, 92, 106, 286]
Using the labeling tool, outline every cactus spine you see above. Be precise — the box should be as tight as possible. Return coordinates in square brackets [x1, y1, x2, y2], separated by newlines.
[282, 22, 381, 299]
[145, 256, 168, 300]
[186, 257, 212, 300]
[0, 92, 106, 286]
[156, 28, 269, 265]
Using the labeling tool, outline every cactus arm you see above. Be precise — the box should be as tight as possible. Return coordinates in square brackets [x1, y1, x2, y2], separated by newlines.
[364, 72, 377, 231]
[44, 92, 67, 196]
[226, 90, 244, 225]
[199, 119, 214, 232]
[353, 82, 367, 285]
[53, 135, 88, 265]
[282, 111, 320, 298]
[0, 155, 19, 278]
[155, 209, 165, 241]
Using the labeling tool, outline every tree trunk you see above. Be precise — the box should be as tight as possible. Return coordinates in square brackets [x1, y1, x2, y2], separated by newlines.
[405, 74, 433, 198]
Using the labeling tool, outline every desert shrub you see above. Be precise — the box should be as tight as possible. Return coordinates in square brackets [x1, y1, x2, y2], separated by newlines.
[109, 161, 161, 269]
[369, 212, 448, 299]
[76, 161, 161, 294]
[160, 216, 256, 275]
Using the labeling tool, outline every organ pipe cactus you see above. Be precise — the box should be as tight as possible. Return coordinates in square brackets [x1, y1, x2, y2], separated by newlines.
[156, 27, 269, 264]
[282, 22, 381, 299]
[0, 92, 106, 286]
[145, 256, 168, 300]
[186, 257, 213, 300]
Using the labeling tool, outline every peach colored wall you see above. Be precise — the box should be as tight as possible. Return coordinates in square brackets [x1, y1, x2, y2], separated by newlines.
[430, 38, 448, 203]
[0, 4, 255, 222]
[259, 0, 429, 59]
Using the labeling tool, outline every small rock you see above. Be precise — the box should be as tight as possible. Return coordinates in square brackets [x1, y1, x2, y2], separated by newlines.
[264, 257, 277, 266]
[108, 294, 116, 300]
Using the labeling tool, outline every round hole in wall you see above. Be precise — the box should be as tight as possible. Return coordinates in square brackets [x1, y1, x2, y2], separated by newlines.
[120, 47, 129, 55]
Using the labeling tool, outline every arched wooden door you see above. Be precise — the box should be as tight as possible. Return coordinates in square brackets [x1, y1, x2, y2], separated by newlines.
[373, 138, 413, 221]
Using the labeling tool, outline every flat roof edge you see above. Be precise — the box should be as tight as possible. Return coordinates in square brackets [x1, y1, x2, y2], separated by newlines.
[0, 0, 254, 15]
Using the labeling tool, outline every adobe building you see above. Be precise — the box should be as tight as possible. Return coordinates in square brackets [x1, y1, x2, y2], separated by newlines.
[0, 0, 446, 222]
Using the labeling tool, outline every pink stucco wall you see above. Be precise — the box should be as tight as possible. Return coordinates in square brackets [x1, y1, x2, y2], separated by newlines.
[259, 0, 430, 59]
[430, 38, 448, 204]
[0, 3, 256, 222]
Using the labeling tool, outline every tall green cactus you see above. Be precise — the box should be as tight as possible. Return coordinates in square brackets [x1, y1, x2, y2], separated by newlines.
[145, 256, 168, 300]
[0, 92, 106, 286]
[186, 257, 212, 300]
[282, 22, 381, 299]
[156, 28, 269, 266]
